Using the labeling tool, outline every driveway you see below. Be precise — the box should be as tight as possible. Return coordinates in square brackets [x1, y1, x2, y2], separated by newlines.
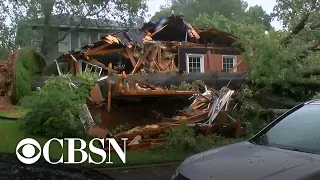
[100, 163, 179, 180]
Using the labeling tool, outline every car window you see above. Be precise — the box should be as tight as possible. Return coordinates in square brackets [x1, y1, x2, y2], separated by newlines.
[260, 104, 320, 154]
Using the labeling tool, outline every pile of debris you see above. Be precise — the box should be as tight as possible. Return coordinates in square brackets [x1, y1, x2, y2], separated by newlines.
[104, 85, 245, 151]
[0, 52, 16, 110]
[112, 71, 198, 97]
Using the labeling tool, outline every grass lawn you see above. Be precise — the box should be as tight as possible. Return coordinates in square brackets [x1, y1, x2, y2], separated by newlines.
[0, 108, 244, 168]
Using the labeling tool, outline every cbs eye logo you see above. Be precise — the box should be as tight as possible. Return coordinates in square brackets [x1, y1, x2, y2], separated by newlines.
[16, 138, 42, 164]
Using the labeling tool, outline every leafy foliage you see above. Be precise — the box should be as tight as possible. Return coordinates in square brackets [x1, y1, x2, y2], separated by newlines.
[151, 0, 271, 29]
[20, 71, 98, 138]
[161, 123, 240, 153]
[15, 48, 45, 102]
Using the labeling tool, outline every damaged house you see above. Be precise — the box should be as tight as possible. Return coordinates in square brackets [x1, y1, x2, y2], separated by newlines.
[24, 15, 248, 143]
[54, 14, 248, 76]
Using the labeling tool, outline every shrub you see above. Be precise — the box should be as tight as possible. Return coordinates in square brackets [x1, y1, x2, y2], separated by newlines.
[15, 48, 45, 102]
[20, 71, 98, 138]
[161, 123, 234, 153]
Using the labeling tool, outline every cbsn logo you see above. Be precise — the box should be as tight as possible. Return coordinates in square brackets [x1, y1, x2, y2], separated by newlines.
[16, 138, 128, 165]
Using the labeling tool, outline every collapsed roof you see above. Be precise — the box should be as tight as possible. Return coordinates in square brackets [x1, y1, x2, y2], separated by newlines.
[70, 14, 238, 56]
[54, 15, 240, 76]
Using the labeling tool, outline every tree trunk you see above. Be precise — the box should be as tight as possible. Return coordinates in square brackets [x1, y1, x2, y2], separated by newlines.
[40, 0, 55, 56]
[127, 72, 248, 90]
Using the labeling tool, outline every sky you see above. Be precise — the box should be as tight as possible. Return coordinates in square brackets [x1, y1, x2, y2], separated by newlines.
[147, 0, 282, 30]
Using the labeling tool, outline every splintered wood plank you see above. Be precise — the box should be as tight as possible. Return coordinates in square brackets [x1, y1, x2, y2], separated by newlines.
[131, 45, 153, 74]
[90, 84, 104, 103]
[124, 77, 158, 90]
[125, 48, 137, 67]
[190, 28, 200, 39]
[85, 48, 123, 56]
[86, 126, 109, 138]
[150, 46, 158, 61]
[107, 63, 112, 112]
[86, 43, 111, 56]
[70, 54, 78, 62]
[157, 46, 162, 63]
[113, 90, 196, 97]
[229, 59, 244, 72]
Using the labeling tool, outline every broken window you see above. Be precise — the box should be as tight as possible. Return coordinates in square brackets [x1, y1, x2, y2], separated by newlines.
[222, 55, 237, 72]
[186, 54, 204, 73]
[78, 32, 91, 48]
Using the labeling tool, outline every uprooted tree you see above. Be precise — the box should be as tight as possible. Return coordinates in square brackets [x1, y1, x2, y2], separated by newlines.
[191, 0, 320, 133]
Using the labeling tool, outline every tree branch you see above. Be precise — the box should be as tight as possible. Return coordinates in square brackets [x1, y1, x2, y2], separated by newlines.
[281, 0, 320, 45]
[52, 3, 109, 46]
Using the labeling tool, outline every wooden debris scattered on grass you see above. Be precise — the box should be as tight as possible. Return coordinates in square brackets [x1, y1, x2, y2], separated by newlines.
[104, 85, 245, 152]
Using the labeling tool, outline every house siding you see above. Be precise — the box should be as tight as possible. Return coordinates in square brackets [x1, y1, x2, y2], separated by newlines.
[179, 47, 248, 73]
[29, 27, 117, 65]
[71, 31, 78, 50]
[178, 48, 207, 71]
[205, 54, 247, 72]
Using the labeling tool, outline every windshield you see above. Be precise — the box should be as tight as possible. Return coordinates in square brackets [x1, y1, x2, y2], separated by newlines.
[254, 104, 320, 154]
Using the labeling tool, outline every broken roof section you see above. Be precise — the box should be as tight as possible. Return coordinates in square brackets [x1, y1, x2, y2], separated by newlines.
[76, 14, 238, 55]
[141, 15, 200, 42]
[56, 14, 241, 76]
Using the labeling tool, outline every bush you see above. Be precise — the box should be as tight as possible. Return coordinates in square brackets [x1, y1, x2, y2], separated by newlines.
[20, 71, 98, 138]
[15, 48, 46, 102]
[161, 123, 234, 153]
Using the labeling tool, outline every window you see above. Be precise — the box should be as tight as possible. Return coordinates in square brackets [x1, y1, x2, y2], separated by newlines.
[32, 30, 42, 52]
[186, 54, 204, 73]
[254, 104, 320, 154]
[78, 32, 91, 48]
[58, 31, 71, 53]
[222, 55, 237, 72]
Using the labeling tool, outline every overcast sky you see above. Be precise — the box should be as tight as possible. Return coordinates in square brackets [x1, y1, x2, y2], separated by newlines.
[147, 0, 282, 29]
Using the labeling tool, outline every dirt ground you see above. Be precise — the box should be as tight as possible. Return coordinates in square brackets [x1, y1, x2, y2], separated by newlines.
[0, 96, 16, 110]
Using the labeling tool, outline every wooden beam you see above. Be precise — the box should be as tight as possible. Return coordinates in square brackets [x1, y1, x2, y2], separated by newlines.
[176, 45, 239, 51]
[70, 54, 78, 62]
[130, 45, 153, 74]
[125, 48, 137, 67]
[125, 77, 158, 90]
[157, 47, 161, 62]
[85, 48, 124, 56]
[229, 59, 243, 73]
[151, 24, 168, 37]
[107, 63, 112, 112]
[86, 43, 111, 56]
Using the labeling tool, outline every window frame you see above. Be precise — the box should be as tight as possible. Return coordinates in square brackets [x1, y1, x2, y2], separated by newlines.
[222, 55, 237, 72]
[58, 31, 72, 53]
[78, 32, 91, 48]
[249, 103, 320, 154]
[186, 54, 205, 73]
[31, 29, 42, 52]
